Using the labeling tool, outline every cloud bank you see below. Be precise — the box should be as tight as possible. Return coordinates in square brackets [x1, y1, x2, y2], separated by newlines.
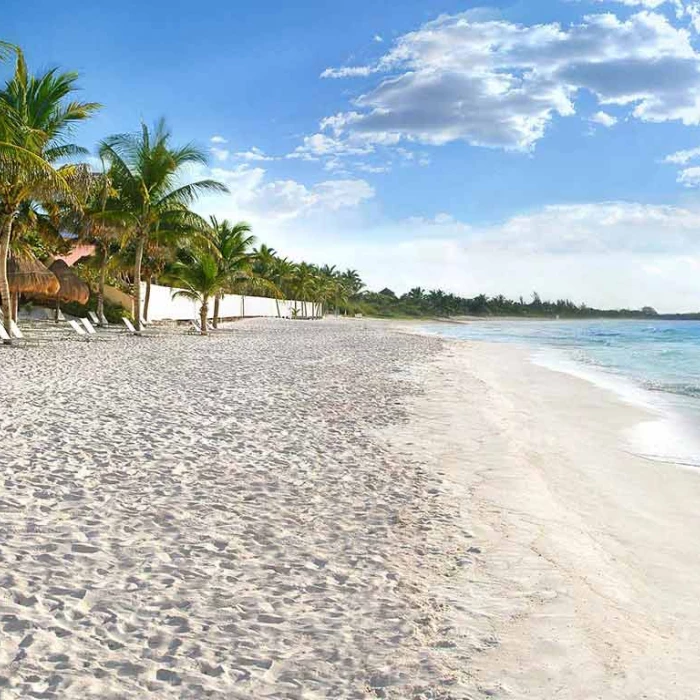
[318, 10, 700, 153]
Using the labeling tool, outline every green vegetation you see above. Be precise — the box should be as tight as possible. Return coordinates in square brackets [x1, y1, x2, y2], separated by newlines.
[353, 289, 665, 319]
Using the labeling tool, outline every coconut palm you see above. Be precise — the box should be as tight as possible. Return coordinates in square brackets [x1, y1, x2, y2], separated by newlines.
[168, 252, 230, 336]
[0, 48, 99, 340]
[206, 217, 255, 327]
[341, 268, 364, 297]
[290, 262, 318, 318]
[268, 256, 296, 317]
[64, 170, 128, 325]
[98, 119, 227, 333]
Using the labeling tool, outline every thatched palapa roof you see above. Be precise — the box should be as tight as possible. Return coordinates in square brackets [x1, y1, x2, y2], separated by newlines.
[49, 259, 90, 304]
[8, 256, 61, 296]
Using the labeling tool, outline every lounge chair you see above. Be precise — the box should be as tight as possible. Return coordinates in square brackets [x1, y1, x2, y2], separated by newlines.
[188, 319, 202, 334]
[0, 324, 10, 341]
[9, 320, 24, 339]
[122, 318, 137, 334]
[69, 319, 87, 336]
[88, 311, 106, 326]
[81, 318, 98, 335]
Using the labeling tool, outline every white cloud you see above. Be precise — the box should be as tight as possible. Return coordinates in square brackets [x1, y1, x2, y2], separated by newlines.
[664, 145, 700, 163]
[210, 147, 230, 162]
[193, 163, 375, 222]
[593, 0, 670, 6]
[677, 165, 700, 185]
[210, 135, 228, 144]
[234, 147, 274, 162]
[470, 202, 700, 253]
[590, 110, 618, 126]
[355, 163, 392, 174]
[374, 34, 384, 43]
[288, 132, 374, 160]
[319, 10, 700, 151]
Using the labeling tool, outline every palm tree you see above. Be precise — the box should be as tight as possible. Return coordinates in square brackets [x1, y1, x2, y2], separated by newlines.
[268, 256, 296, 317]
[98, 119, 227, 333]
[0, 48, 99, 340]
[291, 262, 317, 318]
[341, 268, 365, 297]
[207, 217, 254, 327]
[168, 252, 230, 336]
[66, 169, 127, 325]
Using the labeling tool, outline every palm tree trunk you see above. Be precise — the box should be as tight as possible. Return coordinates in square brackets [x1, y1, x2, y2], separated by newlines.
[12, 292, 18, 322]
[200, 296, 209, 336]
[97, 257, 107, 325]
[275, 298, 281, 318]
[144, 277, 152, 322]
[0, 214, 14, 343]
[133, 234, 145, 333]
[213, 293, 220, 329]
[241, 295, 245, 318]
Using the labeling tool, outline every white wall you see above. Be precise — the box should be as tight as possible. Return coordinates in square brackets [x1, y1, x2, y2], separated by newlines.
[142, 283, 318, 321]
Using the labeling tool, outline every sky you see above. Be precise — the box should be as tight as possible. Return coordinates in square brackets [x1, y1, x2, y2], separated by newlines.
[5, 0, 700, 311]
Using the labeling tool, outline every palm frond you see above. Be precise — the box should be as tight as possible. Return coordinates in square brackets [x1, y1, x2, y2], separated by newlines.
[156, 179, 229, 209]
[0, 141, 78, 205]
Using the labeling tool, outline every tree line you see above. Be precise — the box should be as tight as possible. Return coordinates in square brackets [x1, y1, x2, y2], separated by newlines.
[357, 289, 664, 319]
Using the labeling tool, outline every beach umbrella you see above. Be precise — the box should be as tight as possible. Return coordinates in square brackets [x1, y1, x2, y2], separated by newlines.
[49, 259, 90, 304]
[48, 259, 90, 322]
[4, 256, 61, 322]
[7, 255, 61, 296]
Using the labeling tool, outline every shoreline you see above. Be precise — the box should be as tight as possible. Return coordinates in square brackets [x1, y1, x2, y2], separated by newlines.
[397, 334, 700, 698]
[1, 319, 698, 697]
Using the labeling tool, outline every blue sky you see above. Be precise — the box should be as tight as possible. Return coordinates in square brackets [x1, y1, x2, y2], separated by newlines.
[6, 0, 700, 310]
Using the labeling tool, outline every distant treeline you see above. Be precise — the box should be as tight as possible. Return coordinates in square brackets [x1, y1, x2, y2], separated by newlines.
[353, 288, 700, 320]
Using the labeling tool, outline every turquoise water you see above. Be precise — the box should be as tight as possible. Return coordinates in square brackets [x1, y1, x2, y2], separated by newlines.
[422, 319, 700, 467]
[422, 319, 700, 400]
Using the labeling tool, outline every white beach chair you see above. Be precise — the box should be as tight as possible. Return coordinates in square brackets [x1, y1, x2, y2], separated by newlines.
[122, 317, 137, 334]
[69, 319, 87, 336]
[0, 323, 10, 341]
[9, 320, 24, 339]
[189, 319, 202, 334]
[140, 316, 152, 326]
[88, 310, 106, 326]
[81, 318, 98, 335]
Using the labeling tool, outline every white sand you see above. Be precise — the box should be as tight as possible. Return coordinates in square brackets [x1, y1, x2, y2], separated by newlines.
[2, 319, 698, 698]
[0, 320, 469, 699]
[393, 334, 700, 698]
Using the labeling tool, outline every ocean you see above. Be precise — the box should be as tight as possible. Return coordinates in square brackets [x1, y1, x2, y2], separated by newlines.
[421, 319, 700, 469]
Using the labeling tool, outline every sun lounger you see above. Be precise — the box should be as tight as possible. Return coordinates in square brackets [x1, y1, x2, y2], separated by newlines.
[9, 320, 24, 339]
[122, 317, 137, 334]
[0, 324, 10, 341]
[81, 318, 98, 335]
[69, 319, 87, 336]
[188, 319, 202, 334]
[88, 311, 105, 326]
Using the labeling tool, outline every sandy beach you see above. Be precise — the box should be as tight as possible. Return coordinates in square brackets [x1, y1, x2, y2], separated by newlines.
[1, 319, 699, 698]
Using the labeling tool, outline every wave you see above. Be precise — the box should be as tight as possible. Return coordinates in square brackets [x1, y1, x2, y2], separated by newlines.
[644, 381, 700, 399]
